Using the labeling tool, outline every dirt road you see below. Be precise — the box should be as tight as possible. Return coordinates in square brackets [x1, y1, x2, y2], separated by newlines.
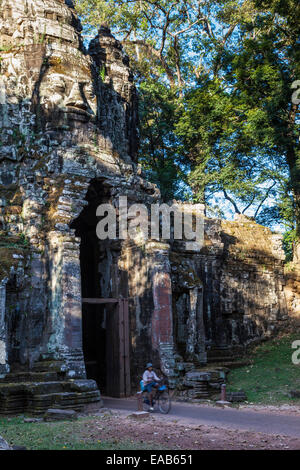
[102, 397, 300, 438]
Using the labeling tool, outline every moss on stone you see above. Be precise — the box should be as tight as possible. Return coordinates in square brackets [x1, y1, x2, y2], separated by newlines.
[0, 234, 29, 281]
[170, 252, 202, 288]
[47, 57, 91, 77]
[221, 219, 276, 259]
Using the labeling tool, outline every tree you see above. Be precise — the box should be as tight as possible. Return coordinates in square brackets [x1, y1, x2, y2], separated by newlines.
[74, 0, 253, 201]
[231, 0, 300, 259]
[138, 80, 188, 201]
[175, 0, 299, 258]
[176, 75, 287, 214]
[75, 0, 299, 260]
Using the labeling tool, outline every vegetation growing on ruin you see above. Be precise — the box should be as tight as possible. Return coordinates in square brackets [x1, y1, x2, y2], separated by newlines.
[0, 233, 30, 281]
[221, 218, 279, 264]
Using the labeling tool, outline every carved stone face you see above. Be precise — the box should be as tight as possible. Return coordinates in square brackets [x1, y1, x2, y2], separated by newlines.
[38, 58, 98, 128]
[0, 45, 99, 159]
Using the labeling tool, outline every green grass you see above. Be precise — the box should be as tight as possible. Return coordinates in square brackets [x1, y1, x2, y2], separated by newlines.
[227, 333, 300, 405]
[0, 416, 166, 450]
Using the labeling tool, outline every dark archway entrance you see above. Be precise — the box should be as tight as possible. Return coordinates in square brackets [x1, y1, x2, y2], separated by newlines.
[82, 298, 130, 397]
[71, 180, 131, 397]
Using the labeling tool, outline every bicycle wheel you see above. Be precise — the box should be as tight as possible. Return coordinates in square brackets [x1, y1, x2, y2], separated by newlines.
[158, 391, 171, 414]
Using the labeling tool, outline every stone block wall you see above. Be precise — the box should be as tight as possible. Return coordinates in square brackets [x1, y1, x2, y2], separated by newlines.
[0, 0, 298, 401]
[218, 216, 288, 345]
[0, 0, 152, 385]
[170, 215, 288, 371]
[284, 264, 300, 322]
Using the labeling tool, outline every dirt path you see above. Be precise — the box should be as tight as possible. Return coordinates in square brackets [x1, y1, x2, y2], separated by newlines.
[98, 397, 300, 439]
[81, 406, 300, 450]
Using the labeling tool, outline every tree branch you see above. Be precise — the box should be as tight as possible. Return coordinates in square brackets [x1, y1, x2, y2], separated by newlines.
[223, 189, 241, 214]
[122, 39, 176, 87]
[254, 181, 277, 219]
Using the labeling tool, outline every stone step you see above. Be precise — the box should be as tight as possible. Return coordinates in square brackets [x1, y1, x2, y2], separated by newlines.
[0, 379, 99, 392]
[9, 361, 66, 374]
[176, 380, 210, 400]
[207, 349, 246, 364]
[31, 361, 67, 374]
[159, 344, 174, 352]
[0, 371, 62, 383]
[27, 391, 100, 414]
[44, 409, 78, 421]
[207, 360, 252, 369]
[207, 349, 234, 358]
[207, 356, 237, 364]
[0, 379, 101, 415]
[207, 346, 246, 360]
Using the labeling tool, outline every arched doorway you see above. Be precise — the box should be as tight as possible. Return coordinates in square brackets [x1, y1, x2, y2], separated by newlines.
[71, 179, 130, 397]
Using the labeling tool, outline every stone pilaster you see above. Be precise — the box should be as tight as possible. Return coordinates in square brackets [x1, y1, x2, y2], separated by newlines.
[186, 287, 207, 363]
[47, 231, 86, 379]
[146, 241, 177, 386]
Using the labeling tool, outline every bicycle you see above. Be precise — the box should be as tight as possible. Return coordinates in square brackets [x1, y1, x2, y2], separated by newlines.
[141, 378, 171, 414]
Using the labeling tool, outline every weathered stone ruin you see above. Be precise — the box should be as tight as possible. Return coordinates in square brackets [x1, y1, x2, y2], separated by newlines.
[284, 264, 300, 324]
[0, 0, 295, 413]
[0, 0, 142, 412]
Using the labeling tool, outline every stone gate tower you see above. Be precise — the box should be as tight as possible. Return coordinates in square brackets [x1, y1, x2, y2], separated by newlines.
[0, 0, 170, 412]
[0, 0, 290, 412]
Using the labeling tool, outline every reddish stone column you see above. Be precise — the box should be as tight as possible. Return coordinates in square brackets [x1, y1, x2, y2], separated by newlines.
[146, 241, 174, 352]
[152, 270, 173, 348]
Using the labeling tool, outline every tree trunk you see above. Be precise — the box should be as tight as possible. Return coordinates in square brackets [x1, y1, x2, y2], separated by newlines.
[286, 104, 299, 263]
[293, 192, 300, 263]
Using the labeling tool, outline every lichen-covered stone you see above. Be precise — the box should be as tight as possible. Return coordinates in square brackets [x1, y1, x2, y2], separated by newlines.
[0, 0, 297, 410]
[44, 408, 78, 421]
[284, 263, 300, 321]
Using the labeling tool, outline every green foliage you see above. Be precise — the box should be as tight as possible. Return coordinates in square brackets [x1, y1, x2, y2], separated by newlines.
[227, 333, 300, 405]
[138, 79, 188, 200]
[18, 233, 30, 247]
[99, 65, 106, 81]
[176, 76, 289, 214]
[75, 0, 251, 199]
[74, 0, 300, 254]
[283, 229, 297, 262]
[0, 416, 167, 450]
[230, 0, 300, 248]
[0, 44, 14, 52]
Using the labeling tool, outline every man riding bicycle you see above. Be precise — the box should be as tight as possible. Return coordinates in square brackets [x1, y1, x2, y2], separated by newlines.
[142, 363, 161, 411]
